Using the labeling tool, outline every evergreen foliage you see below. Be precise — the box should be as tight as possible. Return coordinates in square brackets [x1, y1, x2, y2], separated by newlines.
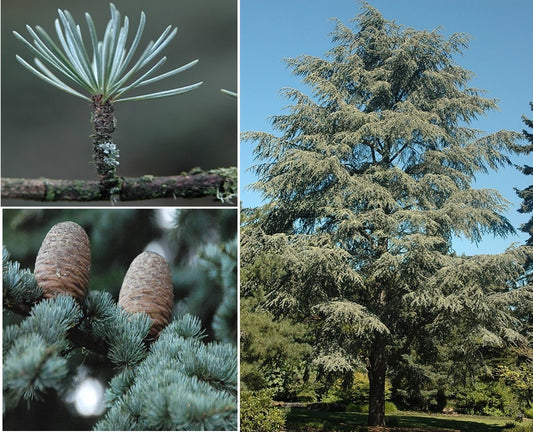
[2, 209, 237, 430]
[169, 209, 238, 340]
[240, 296, 312, 400]
[3, 246, 42, 315]
[240, 390, 287, 432]
[242, 3, 533, 426]
[455, 380, 520, 417]
[200, 237, 238, 343]
[14, 3, 201, 103]
[3, 295, 82, 407]
[516, 102, 533, 247]
[96, 315, 237, 431]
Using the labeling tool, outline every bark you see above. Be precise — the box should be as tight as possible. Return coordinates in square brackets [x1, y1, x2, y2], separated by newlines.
[2, 296, 41, 316]
[91, 94, 120, 198]
[1, 167, 237, 203]
[368, 333, 387, 426]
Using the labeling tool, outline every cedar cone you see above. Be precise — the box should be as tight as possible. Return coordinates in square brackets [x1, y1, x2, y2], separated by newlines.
[118, 251, 174, 339]
[34, 221, 91, 301]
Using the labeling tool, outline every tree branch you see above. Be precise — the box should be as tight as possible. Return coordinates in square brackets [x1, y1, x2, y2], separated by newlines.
[1, 167, 237, 202]
[3, 294, 108, 357]
[3, 296, 41, 317]
[68, 322, 110, 358]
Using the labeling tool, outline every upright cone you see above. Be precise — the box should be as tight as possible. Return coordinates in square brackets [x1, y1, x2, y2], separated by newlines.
[118, 251, 174, 339]
[34, 221, 91, 300]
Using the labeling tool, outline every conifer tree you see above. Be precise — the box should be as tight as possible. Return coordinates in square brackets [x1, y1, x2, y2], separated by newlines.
[242, 4, 533, 426]
[240, 296, 312, 399]
[3, 209, 237, 430]
[516, 102, 533, 246]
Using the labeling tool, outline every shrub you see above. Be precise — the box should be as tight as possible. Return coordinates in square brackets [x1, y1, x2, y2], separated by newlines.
[322, 371, 392, 405]
[293, 386, 317, 403]
[346, 403, 369, 413]
[385, 401, 398, 414]
[240, 390, 286, 432]
[346, 403, 360, 412]
[455, 380, 520, 417]
[505, 422, 533, 432]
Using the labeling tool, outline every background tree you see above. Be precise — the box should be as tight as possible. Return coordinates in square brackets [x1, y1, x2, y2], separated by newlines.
[240, 296, 312, 400]
[516, 102, 533, 247]
[242, 3, 532, 426]
[3, 208, 237, 430]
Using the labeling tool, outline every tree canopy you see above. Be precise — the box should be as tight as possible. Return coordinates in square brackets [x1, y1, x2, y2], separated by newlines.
[242, 3, 533, 426]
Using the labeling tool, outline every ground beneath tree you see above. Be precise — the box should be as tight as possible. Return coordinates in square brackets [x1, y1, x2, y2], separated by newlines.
[286, 427, 460, 432]
[284, 406, 521, 432]
[365, 428, 460, 432]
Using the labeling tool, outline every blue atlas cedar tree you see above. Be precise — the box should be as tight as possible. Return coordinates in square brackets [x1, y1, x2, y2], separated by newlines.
[241, 3, 533, 427]
[13, 3, 202, 201]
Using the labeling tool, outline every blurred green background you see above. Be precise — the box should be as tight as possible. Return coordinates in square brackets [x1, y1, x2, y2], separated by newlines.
[1, 0, 237, 206]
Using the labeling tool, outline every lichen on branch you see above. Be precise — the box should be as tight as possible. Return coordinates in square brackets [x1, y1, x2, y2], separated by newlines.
[91, 95, 121, 200]
[1, 167, 238, 203]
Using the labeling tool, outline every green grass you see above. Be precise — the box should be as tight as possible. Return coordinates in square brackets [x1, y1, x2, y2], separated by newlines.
[285, 407, 531, 432]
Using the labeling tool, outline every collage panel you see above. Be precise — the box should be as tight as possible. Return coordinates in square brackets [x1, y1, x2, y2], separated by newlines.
[239, 1, 532, 431]
[2, 0, 237, 207]
[3, 208, 237, 430]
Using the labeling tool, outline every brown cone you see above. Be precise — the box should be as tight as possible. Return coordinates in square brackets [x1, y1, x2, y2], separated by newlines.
[34, 221, 91, 301]
[118, 251, 174, 339]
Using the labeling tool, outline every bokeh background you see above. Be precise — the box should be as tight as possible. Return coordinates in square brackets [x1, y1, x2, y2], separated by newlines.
[1, 0, 237, 206]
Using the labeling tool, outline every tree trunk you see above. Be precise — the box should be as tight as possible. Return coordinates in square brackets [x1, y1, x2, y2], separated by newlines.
[368, 334, 387, 426]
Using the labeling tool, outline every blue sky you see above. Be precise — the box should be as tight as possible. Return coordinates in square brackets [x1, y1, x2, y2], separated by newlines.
[240, 0, 533, 255]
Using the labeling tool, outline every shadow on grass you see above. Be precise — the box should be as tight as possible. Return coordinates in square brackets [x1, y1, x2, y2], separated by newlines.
[394, 412, 508, 432]
[286, 407, 512, 432]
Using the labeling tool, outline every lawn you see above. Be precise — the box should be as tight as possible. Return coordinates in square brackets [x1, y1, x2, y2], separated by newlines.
[284, 407, 530, 432]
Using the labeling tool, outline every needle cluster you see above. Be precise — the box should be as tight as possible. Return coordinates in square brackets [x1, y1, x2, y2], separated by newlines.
[14, 3, 202, 103]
